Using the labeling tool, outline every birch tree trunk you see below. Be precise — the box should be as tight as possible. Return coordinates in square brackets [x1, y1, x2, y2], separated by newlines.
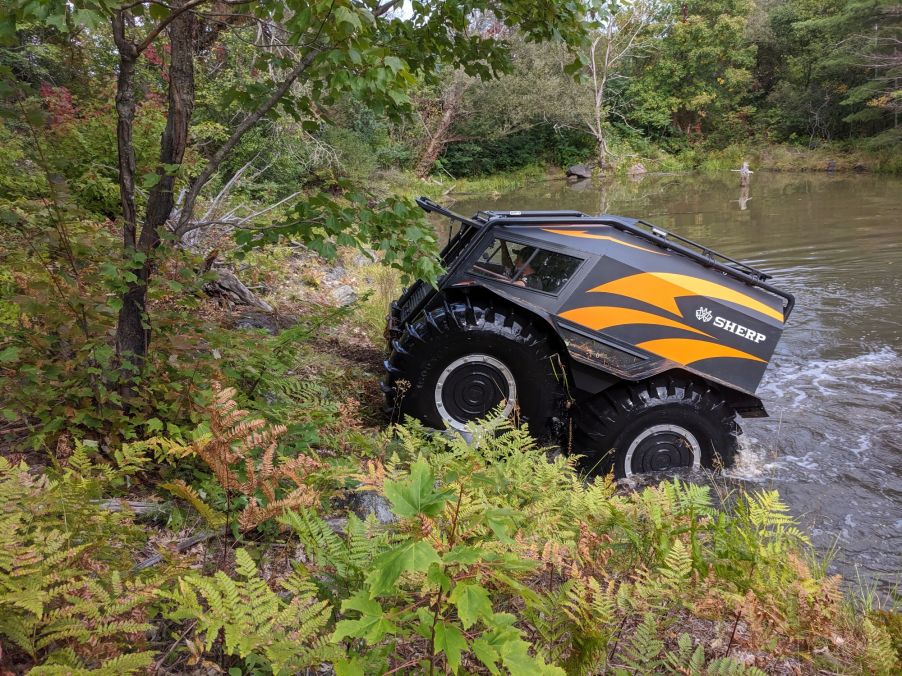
[580, 2, 655, 172]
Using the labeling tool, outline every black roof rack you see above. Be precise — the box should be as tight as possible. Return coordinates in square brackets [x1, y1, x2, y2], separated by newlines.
[634, 219, 766, 281]
[416, 197, 483, 229]
[476, 208, 589, 221]
[415, 197, 795, 320]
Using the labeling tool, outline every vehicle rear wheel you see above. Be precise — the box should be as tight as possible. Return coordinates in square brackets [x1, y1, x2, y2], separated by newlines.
[383, 298, 566, 440]
[571, 375, 739, 478]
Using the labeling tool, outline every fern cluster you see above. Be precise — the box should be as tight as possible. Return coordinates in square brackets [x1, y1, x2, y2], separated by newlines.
[0, 457, 159, 674]
[160, 548, 339, 674]
[361, 417, 901, 674]
[4, 402, 897, 674]
[165, 382, 323, 530]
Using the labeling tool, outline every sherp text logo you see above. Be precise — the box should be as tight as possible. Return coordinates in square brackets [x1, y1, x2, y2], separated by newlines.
[698, 306, 767, 343]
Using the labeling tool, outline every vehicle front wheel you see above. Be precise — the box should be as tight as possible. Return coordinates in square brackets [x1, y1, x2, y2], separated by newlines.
[571, 375, 739, 478]
[383, 298, 566, 440]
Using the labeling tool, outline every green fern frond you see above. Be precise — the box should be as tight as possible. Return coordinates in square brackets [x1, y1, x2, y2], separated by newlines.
[161, 547, 339, 672]
[160, 479, 226, 528]
[28, 650, 155, 675]
[862, 617, 900, 675]
[616, 613, 664, 672]
[663, 633, 705, 674]
[281, 508, 349, 576]
[660, 538, 693, 587]
[706, 656, 768, 675]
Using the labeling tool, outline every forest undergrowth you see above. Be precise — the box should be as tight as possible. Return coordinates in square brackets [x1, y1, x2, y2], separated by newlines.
[1, 251, 900, 674]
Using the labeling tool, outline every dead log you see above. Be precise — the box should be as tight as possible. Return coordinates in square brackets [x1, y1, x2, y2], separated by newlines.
[199, 250, 273, 311]
[94, 499, 169, 517]
[732, 160, 753, 187]
[204, 268, 273, 312]
[133, 528, 223, 572]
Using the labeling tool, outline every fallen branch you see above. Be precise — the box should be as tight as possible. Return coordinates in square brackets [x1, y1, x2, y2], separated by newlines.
[93, 499, 168, 517]
[204, 267, 273, 312]
[133, 528, 224, 572]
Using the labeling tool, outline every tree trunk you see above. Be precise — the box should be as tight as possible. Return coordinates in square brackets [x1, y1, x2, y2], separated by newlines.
[115, 2, 196, 366]
[112, 12, 138, 250]
[596, 134, 608, 170]
[593, 90, 607, 170]
[415, 79, 465, 178]
[415, 125, 449, 179]
[588, 32, 609, 172]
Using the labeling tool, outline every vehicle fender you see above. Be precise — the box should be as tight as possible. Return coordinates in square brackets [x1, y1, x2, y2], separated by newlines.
[442, 284, 576, 381]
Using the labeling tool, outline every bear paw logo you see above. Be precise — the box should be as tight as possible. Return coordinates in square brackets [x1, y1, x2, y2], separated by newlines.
[696, 307, 713, 323]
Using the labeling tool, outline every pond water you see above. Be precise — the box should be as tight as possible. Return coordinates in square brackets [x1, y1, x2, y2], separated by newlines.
[452, 171, 902, 593]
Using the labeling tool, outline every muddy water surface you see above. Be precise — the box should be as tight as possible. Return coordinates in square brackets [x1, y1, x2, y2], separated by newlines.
[453, 172, 902, 591]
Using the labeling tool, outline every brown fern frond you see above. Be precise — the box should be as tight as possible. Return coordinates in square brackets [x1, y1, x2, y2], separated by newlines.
[260, 441, 277, 479]
[353, 459, 386, 492]
[193, 382, 324, 532]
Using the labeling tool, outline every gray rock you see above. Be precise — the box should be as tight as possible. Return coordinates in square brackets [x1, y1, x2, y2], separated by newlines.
[566, 163, 593, 179]
[323, 516, 349, 534]
[627, 162, 647, 176]
[234, 311, 282, 334]
[350, 491, 396, 524]
[352, 252, 374, 267]
[322, 266, 347, 284]
[330, 284, 358, 306]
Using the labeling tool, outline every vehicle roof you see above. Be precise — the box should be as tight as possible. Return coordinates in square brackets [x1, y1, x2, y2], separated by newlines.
[490, 218, 653, 257]
[416, 197, 794, 321]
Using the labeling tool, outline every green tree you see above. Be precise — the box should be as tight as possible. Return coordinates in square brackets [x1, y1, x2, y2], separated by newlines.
[751, 0, 900, 145]
[427, 33, 587, 176]
[1, 1, 588, 376]
[626, 0, 756, 141]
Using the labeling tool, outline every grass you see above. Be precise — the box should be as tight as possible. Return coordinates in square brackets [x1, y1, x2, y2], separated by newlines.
[375, 164, 557, 200]
[852, 566, 902, 615]
[616, 142, 902, 175]
[356, 262, 403, 345]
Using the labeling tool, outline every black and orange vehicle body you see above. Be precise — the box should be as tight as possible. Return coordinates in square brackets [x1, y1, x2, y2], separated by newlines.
[384, 197, 794, 475]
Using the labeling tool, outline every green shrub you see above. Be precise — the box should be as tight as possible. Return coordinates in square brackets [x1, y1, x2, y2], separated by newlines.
[440, 123, 595, 176]
[0, 220, 215, 450]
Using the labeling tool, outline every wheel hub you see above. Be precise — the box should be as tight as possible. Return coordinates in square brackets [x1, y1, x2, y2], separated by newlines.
[624, 424, 701, 476]
[435, 354, 517, 431]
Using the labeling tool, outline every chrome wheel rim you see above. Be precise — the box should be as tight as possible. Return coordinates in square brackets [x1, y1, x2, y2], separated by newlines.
[623, 424, 701, 477]
[434, 354, 517, 431]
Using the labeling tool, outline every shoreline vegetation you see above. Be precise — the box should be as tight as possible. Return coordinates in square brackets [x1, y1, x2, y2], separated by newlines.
[381, 143, 901, 205]
[399, 143, 901, 200]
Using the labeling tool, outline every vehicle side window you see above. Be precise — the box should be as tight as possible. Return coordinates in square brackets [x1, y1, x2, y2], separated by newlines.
[469, 237, 582, 295]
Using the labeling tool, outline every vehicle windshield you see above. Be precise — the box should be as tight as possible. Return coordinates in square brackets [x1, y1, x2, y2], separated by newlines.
[470, 237, 582, 294]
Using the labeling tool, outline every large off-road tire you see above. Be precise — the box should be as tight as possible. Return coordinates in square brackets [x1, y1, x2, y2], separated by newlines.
[572, 375, 739, 478]
[383, 298, 566, 440]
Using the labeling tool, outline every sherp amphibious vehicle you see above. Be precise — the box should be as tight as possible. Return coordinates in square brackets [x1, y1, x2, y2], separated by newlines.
[383, 198, 794, 477]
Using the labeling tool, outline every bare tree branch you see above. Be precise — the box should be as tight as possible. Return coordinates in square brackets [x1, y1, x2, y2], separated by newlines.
[173, 45, 324, 237]
[373, 0, 404, 18]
